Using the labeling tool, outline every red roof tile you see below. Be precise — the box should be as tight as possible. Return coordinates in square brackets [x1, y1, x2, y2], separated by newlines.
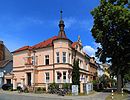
[71, 42, 78, 49]
[31, 36, 58, 49]
[13, 46, 30, 53]
[13, 36, 58, 53]
[13, 36, 80, 53]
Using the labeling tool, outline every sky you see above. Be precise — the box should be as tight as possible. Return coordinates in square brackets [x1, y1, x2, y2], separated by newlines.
[0, 0, 100, 57]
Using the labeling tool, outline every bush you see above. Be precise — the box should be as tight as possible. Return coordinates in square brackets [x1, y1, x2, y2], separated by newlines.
[35, 87, 46, 93]
[62, 83, 72, 89]
[48, 83, 59, 90]
[37, 87, 42, 91]
[24, 87, 29, 93]
[8, 87, 13, 91]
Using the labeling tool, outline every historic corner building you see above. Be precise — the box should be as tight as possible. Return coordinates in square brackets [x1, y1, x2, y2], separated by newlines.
[9, 15, 98, 92]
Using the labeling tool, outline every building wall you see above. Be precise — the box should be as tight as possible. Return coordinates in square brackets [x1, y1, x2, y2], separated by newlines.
[0, 61, 13, 87]
[13, 51, 29, 67]
[12, 38, 97, 88]
[34, 47, 53, 66]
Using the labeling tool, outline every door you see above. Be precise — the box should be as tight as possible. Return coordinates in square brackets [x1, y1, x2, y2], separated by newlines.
[6, 79, 11, 84]
[27, 73, 31, 86]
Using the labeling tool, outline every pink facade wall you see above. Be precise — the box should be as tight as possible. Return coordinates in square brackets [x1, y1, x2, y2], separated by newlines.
[13, 38, 97, 88]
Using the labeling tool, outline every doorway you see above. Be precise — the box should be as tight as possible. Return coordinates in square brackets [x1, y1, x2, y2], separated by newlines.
[27, 73, 31, 86]
[6, 79, 11, 84]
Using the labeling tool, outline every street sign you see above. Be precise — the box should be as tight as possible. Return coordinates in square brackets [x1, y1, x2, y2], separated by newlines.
[0, 72, 4, 77]
[72, 85, 78, 96]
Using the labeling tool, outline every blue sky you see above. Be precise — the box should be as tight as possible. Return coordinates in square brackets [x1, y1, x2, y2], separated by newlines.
[0, 0, 100, 56]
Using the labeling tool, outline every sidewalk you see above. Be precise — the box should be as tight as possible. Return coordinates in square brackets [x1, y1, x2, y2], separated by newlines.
[0, 90, 110, 100]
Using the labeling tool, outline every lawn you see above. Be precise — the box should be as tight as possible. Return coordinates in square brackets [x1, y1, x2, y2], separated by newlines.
[105, 92, 128, 100]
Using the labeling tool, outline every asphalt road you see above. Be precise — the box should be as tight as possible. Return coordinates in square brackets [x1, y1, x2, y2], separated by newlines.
[0, 92, 110, 100]
[0, 93, 68, 100]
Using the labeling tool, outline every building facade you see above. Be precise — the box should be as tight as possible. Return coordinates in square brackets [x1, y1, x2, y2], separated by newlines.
[0, 41, 13, 88]
[12, 17, 97, 91]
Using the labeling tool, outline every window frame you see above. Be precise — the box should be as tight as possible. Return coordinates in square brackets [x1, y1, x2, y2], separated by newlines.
[45, 55, 49, 65]
[45, 72, 50, 82]
[56, 52, 60, 63]
[57, 72, 61, 80]
[63, 71, 66, 80]
[62, 52, 66, 63]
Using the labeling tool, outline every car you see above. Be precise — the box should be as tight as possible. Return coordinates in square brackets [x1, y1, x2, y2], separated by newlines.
[2, 84, 13, 90]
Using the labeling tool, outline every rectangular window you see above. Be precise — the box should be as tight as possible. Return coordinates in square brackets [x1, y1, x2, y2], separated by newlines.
[45, 55, 49, 65]
[63, 52, 66, 63]
[63, 72, 66, 80]
[32, 56, 35, 65]
[45, 72, 49, 82]
[57, 72, 61, 80]
[56, 52, 60, 63]
[69, 53, 71, 64]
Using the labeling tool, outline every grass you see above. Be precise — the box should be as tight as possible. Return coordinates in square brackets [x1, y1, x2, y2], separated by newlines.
[66, 90, 96, 96]
[105, 92, 128, 100]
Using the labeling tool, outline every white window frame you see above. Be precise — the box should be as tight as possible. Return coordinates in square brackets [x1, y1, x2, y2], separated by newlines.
[45, 55, 49, 65]
[45, 72, 50, 83]
[56, 52, 60, 63]
[63, 71, 66, 83]
[62, 52, 66, 63]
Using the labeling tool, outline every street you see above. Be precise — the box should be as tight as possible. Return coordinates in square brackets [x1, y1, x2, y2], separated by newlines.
[0, 91, 110, 100]
[0, 93, 65, 100]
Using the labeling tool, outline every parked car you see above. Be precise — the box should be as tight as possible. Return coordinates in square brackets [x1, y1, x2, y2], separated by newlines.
[2, 84, 13, 90]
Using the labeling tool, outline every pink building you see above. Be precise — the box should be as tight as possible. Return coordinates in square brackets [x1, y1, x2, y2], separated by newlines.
[11, 15, 97, 92]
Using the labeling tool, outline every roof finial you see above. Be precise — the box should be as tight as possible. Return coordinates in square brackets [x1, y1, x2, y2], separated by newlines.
[60, 10, 63, 20]
[58, 10, 67, 39]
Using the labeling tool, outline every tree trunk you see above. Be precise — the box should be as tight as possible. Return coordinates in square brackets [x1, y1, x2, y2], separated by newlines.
[117, 74, 122, 92]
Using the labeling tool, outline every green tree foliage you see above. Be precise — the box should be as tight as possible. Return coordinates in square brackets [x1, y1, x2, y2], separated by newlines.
[91, 0, 130, 92]
[72, 59, 80, 86]
[124, 70, 130, 82]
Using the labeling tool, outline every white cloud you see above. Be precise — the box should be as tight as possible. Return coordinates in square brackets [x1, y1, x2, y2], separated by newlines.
[83, 45, 96, 57]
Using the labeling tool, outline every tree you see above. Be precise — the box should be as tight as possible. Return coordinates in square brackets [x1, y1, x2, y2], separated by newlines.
[72, 59, 80, 88]
[91, 0, 130, 92]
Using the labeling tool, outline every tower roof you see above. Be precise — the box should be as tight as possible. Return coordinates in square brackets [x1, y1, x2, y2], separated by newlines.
[58, 11, 67, 39]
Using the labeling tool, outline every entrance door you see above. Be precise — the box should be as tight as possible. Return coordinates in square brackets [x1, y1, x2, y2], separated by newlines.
[27, 73, 31, 86]
[6, 79, 11, 84]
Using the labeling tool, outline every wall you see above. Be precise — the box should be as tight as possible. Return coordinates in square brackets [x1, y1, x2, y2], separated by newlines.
[13, 51, 29, 67]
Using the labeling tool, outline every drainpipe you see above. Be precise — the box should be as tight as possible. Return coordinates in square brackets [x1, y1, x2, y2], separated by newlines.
[33, 50, 36, 93]
[53, 46, 55, 83]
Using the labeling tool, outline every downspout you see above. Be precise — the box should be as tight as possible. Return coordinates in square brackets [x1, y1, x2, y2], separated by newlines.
[53, 44, 55, 83]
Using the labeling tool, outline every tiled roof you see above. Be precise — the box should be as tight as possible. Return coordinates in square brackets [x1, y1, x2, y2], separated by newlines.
[13, 46, 30, 53]
[31, 36, 58, 49]
[13, 36, 58, 53]
[0, 60, 11, 68]
[71, 42, 78, 48]
[13, 36, 79, 53]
